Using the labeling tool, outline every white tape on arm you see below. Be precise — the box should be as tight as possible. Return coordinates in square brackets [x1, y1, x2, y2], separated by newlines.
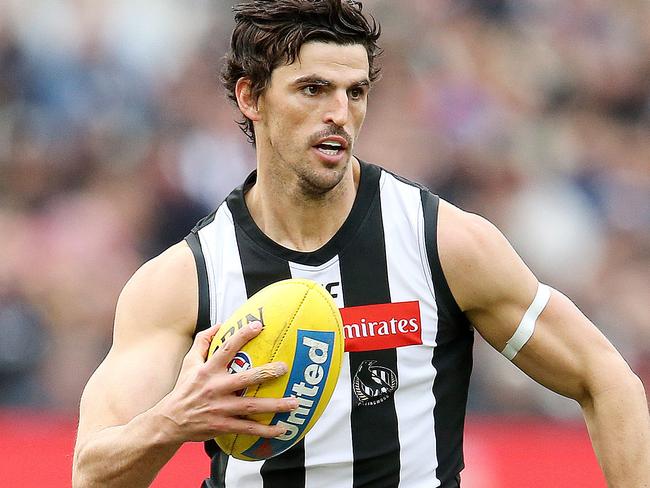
[501, 283, 552, 361]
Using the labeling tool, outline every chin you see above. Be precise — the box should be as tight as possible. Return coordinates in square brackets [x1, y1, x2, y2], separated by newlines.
[299, 163, 349, 196]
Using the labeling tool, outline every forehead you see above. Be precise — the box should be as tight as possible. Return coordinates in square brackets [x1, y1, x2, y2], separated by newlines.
[273, 41, 370, 83]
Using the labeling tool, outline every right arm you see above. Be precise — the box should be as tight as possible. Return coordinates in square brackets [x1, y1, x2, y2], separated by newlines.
[72, 242, 297, 487]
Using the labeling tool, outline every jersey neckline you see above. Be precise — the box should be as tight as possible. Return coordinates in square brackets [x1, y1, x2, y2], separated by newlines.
[226, 159, 381, 266]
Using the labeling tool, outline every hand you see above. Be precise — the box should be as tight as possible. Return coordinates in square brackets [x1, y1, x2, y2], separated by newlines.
[154, 321, 298, 443]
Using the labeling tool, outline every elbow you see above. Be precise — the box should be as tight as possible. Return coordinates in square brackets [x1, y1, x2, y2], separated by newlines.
[72, 457, 85, 488]
[577, 362, 646, 408]
[613, 371, 647, 404]
[626, 371, 647, 399]
[72, 463, 97, 488]
[72, 466, 85, 488]
[72, 445, 93, 488]
[72, 471, 86, 488]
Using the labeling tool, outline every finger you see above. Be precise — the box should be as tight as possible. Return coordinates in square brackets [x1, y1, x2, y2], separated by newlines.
[208, 321, 264, 368]
[221, 396, 299, 417]
[216, 417, 291, 439]
[222, 362, 288, 393]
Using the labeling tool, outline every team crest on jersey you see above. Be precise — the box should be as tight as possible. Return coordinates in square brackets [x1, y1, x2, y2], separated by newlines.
[353, 360, 398, 406]
[228, 352, 252, 396]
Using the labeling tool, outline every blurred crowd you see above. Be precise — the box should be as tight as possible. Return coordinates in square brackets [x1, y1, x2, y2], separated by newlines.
[0, 0, 648, 418]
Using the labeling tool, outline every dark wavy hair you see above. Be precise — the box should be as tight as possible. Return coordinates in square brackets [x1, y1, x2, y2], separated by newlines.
[222, 0, 382, 144]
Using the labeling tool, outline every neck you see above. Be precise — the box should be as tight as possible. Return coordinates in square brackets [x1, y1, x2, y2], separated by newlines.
[245, 158, 361, 252]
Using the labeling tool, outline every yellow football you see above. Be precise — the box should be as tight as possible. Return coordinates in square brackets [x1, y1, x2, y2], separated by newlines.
[207, 278, 344, 461]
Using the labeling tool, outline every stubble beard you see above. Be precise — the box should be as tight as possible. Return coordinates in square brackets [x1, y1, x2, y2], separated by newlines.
[296, 126, 355, 198]
[269, 139, 353, 201]
[295, 156, 350, 199]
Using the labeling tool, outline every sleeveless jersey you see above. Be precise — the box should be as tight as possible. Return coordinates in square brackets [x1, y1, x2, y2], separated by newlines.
[185, 161, 473, 488]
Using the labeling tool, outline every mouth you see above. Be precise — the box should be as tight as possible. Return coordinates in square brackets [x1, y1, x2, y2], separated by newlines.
[312, 136, 349, 158]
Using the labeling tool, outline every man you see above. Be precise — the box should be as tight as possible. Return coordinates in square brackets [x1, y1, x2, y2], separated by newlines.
[73, 1, 650, 487]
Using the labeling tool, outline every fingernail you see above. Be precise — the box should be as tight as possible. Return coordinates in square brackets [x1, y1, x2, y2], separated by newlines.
[287, 398, 299, 409]
[249, 321, 262, 331]
[275, 362, 288, 375]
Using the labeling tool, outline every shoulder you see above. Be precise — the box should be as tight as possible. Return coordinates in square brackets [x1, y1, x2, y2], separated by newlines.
[437, 199, 507, 264]
[113, 241, 198, 345]
[436, 199, 538, 314]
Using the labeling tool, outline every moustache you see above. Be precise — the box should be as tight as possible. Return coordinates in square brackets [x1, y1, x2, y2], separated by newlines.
[308, 127, 352, 147]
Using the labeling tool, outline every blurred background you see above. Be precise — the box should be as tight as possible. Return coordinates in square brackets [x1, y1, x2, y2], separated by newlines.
[0, 0, 648, 486]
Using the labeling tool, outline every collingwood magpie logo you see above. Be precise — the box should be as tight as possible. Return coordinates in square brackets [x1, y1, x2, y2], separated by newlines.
[353, 360, 398, 406]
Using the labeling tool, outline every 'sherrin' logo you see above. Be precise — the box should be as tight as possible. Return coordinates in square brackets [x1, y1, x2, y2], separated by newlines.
[353, 360, 398, 406]
[213, 308, 265, 353]
[340, 301, 422, 352]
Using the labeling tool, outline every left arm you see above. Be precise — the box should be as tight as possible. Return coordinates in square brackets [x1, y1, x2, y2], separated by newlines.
[437, 200, 650, 488]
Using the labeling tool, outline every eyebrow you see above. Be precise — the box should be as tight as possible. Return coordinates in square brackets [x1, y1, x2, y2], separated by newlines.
[293, 75, 370, 88]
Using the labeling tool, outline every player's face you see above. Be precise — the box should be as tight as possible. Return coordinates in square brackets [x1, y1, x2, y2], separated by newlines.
[256, 41, 370, 195]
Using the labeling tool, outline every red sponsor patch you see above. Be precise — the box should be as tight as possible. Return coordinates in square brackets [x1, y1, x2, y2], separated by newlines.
[339, 301, 422, 352]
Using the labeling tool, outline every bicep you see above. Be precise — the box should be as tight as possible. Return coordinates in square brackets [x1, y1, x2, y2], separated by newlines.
[77, 242, 198, 444]
[438, 201, 624, 402]
[77, 332, 190, 444]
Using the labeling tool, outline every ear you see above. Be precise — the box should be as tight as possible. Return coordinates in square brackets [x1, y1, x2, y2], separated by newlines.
[235, 78, 262, 122]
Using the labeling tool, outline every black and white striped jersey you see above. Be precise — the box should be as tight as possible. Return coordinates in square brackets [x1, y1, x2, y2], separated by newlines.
[185, 161, 473, 488]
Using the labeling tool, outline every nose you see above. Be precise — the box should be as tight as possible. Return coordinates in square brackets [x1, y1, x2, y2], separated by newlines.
[323, 90, 350, 127]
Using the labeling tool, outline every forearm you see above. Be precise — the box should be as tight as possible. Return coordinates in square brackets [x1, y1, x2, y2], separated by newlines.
[73, 409, 183, 488]
[581, 373, 650, 488]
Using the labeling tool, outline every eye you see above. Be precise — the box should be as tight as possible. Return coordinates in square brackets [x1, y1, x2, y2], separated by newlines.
[349, 87, 365, 101]
[302, 85, 321, 96]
